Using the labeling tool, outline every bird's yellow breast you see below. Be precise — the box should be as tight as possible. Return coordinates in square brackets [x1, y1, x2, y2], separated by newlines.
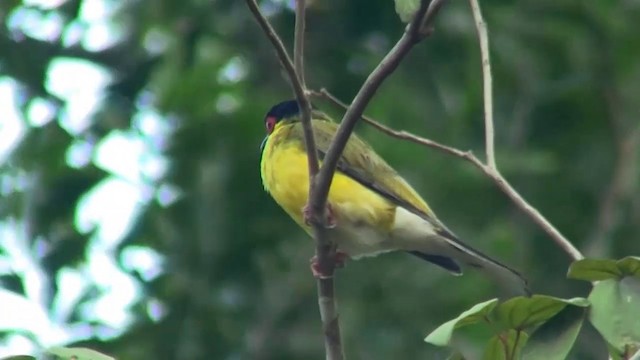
[260, 123, 395, 234]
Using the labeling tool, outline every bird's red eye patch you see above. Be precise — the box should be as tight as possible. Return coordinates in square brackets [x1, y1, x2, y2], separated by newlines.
[265, 116, 277, 134]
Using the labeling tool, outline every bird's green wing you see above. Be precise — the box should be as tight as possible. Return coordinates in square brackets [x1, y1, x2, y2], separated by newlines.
[294, 117, 530, 294]
[297, 117, 438, 222]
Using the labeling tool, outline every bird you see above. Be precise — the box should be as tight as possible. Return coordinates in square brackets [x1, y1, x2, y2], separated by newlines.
[259, 99, 529, 295]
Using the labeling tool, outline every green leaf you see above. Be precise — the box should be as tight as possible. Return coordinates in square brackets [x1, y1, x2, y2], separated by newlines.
[568, 257, 640, 281]
[425, 298, 499, 346]
[617, 257, 640, 278]
[1, 356, 37, 360]
[46, 347, 115, 360]
[494, 295, 589, 330]
[589, 278, 640, 352]
[521, 304, 586, 360]
[394, 0, 419, 22]
[567, 259, 621, 281]
[482, 330, 528, 360]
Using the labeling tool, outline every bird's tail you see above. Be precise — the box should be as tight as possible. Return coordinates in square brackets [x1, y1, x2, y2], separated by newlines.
[446, 233, 530, 296]
[415, 231, 530, 296]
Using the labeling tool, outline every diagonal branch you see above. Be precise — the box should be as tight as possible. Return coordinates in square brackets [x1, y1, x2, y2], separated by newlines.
[308, 0, 448, 226]
[312, 89, 584, 262]
[244, 1, 317, 177]
[307, 2, 448, 357]
[466, 0, 582, 261]
[244, 0, 309, 125]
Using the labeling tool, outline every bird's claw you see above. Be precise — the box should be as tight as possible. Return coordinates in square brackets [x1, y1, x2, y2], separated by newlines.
[303, 203, 337, 229]
[310, 251, 350, 278]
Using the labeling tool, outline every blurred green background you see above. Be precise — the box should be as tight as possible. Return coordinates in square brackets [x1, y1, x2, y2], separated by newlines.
[0, 0, 638, 359]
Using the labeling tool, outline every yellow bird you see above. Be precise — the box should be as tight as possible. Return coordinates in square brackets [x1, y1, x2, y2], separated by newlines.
[260, 100, 528, 295]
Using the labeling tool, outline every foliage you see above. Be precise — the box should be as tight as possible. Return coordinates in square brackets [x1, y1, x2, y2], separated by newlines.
[427, 258, 640, 359]
[425, 295, 588, 359]
[570, 257, 640, 356]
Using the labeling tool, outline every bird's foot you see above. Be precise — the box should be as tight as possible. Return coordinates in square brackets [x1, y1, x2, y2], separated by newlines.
[303, 203, 337, 229]
[310, 251, 350, 279]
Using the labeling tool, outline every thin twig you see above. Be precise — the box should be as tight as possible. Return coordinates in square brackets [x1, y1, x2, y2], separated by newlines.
[289, 0, 318, 186]
[488, 167, 584, 261]
[468, 0, 496, 170]
[466, 0, 581, 260]
[418, 0, 449, 34]
[293, 1, 343, 358]
[246, 1, 341, 359]
[312, 89, 584, 261]
[244, 0, 309, 123]
[307, 2, 449, 357]
[311, 89, 469, 159]
[294, 0, 306, 88]
[243, 0, 316, 173]
[309, 0, 448, 221]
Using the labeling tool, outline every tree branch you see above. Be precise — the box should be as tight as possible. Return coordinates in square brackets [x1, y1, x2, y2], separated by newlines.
[294, 0, 306, 89]
[307, 2, 448, 357]
[246, 1, 341, 358]
[309, 0, 448, 224]
[312, 89, 584, 262]
[247, 1, 451, 358]
[468, 0, 496, 170]
[244, 1, 317, 173]
[244, 0, 309, 124]
[291, 1, 317, 178]
[293, 2, 344, 358]
[466, 0, 582, 260]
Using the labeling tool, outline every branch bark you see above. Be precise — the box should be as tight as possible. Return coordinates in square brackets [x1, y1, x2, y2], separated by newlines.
[468, 0, 582, 260]
[309, 0, 448, 224]
[307, 2, 448, 358]
[244, 0, 309, 121]
[468, 0, 496, 170]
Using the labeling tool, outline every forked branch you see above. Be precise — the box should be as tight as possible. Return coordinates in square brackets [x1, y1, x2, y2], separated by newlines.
[246, 1, 450, 359]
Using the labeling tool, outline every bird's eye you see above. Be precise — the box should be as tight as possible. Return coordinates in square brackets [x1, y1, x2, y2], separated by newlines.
[265, 116, 276, 134]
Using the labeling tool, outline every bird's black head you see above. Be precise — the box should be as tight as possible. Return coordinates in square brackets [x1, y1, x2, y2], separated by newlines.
[264, 100, 300, 134]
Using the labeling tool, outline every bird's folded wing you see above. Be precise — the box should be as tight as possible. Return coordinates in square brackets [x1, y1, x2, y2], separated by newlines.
[304, 120, 442, 228]
[300, 121, 530, 294]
